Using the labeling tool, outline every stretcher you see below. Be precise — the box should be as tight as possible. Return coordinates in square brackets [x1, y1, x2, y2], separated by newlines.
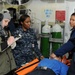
[15, 58, 39, 75]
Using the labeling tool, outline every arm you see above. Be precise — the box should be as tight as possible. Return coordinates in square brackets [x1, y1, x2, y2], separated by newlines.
[54, 40, 75, 56]
[50, 30, 75, 58]
[54, 29, 75, 57]
[32, 30, 44, 59]
[0, 36, 15, 52]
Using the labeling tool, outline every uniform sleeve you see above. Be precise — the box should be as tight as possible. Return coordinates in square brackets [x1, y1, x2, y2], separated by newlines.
[54, 30, 75, 56]
[54, 40, 75, 56]
[33, 31, 42, 57]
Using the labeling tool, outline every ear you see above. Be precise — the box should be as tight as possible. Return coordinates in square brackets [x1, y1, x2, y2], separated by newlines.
[0, 13, 3, 21]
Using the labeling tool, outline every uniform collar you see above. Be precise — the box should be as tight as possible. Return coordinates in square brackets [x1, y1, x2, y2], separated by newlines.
[70, 28, 75, 31]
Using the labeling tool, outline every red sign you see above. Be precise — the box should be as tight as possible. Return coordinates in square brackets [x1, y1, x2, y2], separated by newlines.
[56, 11, 65, 21]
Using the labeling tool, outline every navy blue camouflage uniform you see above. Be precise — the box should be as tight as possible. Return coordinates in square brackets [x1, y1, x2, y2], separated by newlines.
[12, 26, 42, 68]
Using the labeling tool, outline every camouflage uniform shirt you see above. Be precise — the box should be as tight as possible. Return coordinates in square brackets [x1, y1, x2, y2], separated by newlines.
[12, 26, 42, 68]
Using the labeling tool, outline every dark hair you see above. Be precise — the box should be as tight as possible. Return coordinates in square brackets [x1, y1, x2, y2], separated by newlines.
[19, 14, 30, 23]
[71, 12, 75, 16]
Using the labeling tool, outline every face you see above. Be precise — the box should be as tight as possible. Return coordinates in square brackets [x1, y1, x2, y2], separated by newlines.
[2, 19, 10, 28]
[21, 17, 31, 31]
[70, 15, 75, 27]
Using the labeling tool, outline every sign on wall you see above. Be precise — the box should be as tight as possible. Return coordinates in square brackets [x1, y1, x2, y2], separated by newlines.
[41, 8, 55, 22]
[55, 10, 65, 22]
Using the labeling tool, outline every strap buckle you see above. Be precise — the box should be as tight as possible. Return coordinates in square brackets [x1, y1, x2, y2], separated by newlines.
[39, 66, 47, 70]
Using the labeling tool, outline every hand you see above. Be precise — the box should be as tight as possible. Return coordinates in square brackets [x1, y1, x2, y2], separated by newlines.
[50, 53, 57, 59]
[7, 36, 15, 46]
[40, 56, 44, 60]
[50, 53, 61, 61]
